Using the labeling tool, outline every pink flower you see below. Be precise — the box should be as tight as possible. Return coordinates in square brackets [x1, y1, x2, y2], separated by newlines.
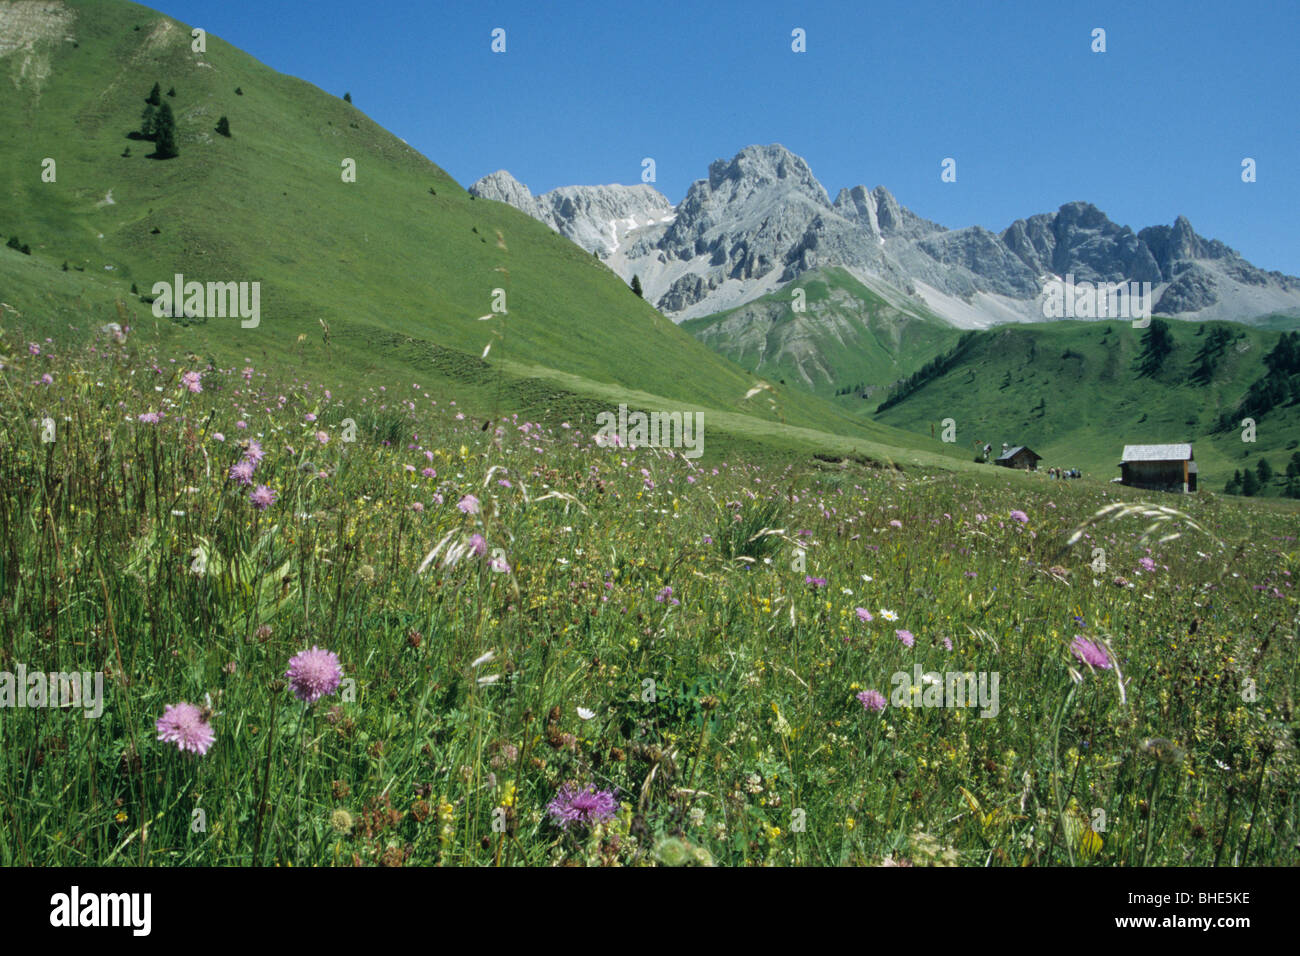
[895, 629, 915, 647]
[284, 646, 343, 703]
[1070, 636, 1112, 670]
[547, 784, 618, 830]
[181, 370, 203, 394]
[1139, 557, 1157, 573]
[1010, 510, 1029, 524]
[855, 608, 874, 623]
[242, 439, 264, 464]
[457, 494, 480, 514]
[156, 702, 215, 755]
[138, 411, 164, 424]
[229, 459, 256, 485]
[857, 689, 887, 713]
[468, 534, 487, 556]
[249, 484, 277, 510]
[889, 519, 902, 529]
[315, 431, 330, 444]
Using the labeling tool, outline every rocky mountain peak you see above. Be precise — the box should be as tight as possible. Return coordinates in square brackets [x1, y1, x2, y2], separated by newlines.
[469, 144, 1300, 326]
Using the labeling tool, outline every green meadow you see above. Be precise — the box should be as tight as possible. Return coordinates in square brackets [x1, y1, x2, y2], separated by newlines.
[0, 332, 1297, 866]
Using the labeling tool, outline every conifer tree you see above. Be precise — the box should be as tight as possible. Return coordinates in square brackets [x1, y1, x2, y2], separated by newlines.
[215, 115, 231, 137]
[631, 275, 643, 297]
[153, 101, 179, 158]
[146, 82, 161, 105]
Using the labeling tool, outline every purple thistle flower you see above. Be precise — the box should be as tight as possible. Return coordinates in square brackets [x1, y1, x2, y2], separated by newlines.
[156, 702, 215, 755]
[229, 459, 256, 485]
[855, 607, 874, 623]
[857, 689, 887, 713]
[138, 411, 164, 424]
[895, 629, 915, 647]
[654, 586, 680, 605]
[285, 646, 344, 703]
[181, 370, 203, 394]
[547, 783, 618, 830]
[1010, 510, 1029, 524]
[249, 484, 277, 511]
[1070, 636, 1112, 670]
[457, 494, 480, 514]
[242, 439, 264, 465]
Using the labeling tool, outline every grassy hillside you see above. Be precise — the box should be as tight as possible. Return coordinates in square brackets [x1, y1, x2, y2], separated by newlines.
[0, 0, 924, 460]
[871, 319, 1300, 489]
[681, 267, 961, 400]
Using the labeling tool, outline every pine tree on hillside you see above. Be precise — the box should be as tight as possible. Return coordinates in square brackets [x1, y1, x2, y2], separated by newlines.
[215, 116, 231, 137]
[167, 86, 176, 97]
[1134, 319, 1174, 377]
[1257, 458, 1273, 484]
[140, 103, 157, 140]
[146, 82, 161, 106]
[1241, 468, 1260, 497]
[630, 275, 643, 297]
[152, 101, 179, 159]
[343, 92, 352, 103]
[1225, 470, 1242, 495]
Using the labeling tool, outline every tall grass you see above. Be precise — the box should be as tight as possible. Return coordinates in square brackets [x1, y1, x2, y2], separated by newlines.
[0, 329, 1296, 866]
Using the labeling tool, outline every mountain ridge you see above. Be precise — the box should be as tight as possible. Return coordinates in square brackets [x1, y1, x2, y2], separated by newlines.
[470, 144, 1300, 328]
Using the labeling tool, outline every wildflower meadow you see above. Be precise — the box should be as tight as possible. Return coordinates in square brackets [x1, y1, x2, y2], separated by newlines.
[1, 328, 1297, 867]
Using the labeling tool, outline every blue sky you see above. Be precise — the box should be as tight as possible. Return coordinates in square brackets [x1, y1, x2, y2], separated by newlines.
[155, 0, 1299, 272]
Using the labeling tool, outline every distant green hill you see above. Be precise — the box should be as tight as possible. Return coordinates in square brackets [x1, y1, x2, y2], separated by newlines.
[681, 267, 960, 401]
[0, 0, 953, 465]
[869, 319, 1300, 492]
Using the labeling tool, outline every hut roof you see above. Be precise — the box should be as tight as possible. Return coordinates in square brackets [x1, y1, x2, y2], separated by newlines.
[996, 445, 1039, 462]
[1120, 443, 1193, 463]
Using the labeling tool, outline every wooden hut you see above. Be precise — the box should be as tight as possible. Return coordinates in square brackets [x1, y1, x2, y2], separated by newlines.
[995, 445, 1041, 471]
[1118, 443, 1197, 493]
